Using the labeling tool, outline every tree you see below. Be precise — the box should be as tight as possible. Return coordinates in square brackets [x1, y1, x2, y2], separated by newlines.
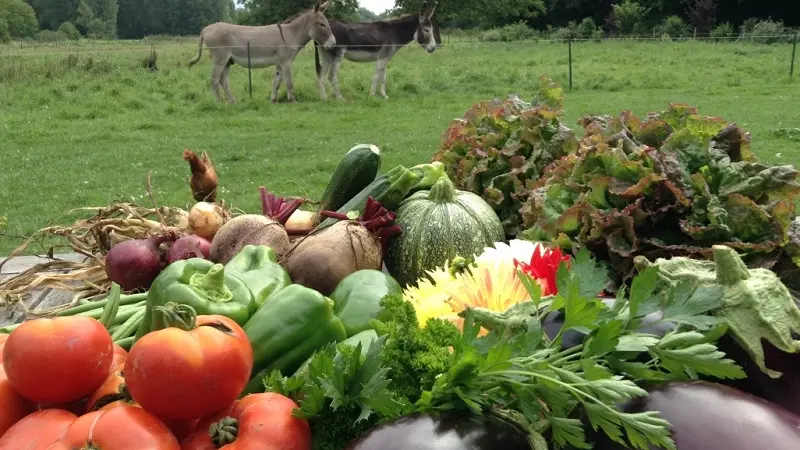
[74, 0, 94, 30]
[58, 21, 82, 39]
[608, 0, 648, 35]
[356, 6, 378, 21]
[686, 0, 715, 34]
[0, 15, 9, 42]
[394, 0, 545, 28]
[117, 0, 238, 38]
[240, 0, 359, 25]
[0, 0, 39, 38]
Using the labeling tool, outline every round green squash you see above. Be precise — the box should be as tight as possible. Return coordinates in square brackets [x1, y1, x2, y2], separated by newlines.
[384, 176, 505, 288]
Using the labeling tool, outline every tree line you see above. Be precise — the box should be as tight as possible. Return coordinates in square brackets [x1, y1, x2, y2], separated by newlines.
[1, 0, 797, 43]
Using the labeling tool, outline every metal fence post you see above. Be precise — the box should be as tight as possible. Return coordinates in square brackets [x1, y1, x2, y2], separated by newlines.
[568, 38, 573, 91]
[791, 32, 798, 78]
[247, 41, 253, 99]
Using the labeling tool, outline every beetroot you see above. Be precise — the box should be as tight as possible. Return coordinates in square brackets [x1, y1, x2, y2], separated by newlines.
[167, 234, 211, 263]
[104, 235, 174, 292]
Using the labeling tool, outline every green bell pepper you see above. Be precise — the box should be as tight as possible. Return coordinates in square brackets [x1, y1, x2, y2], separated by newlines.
[224, 244, 291, 307]
[241, 284, 347, 395]
[330, 269, 403, 337]
[134, 258, 255, 341]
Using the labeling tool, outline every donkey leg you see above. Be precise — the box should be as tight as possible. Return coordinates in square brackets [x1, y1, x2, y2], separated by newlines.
[281, 64, 297, 103]
[317, 52, 332, 101]
[270, 67, 282, 103]
[377, 59, 390, 99]
[221, 64, 237, 104]
[330, 55, 345, 100]
[368, 62, 380, 97]
[210, 64, 225, 102]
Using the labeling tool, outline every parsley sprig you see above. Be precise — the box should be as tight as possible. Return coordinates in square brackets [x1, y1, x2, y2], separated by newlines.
[414, 248, 746, 450]
[265, 248, 746, 450]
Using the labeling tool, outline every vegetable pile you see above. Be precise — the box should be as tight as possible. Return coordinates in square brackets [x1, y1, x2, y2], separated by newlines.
[2, 84, 800, 449]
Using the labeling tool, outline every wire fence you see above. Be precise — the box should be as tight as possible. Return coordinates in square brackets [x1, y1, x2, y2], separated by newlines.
[1, 32, 797, 97]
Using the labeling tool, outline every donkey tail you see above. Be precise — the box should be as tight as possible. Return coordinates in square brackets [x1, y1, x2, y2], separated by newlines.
[314, 40, 321, 77]
[187, 33, 205, 67]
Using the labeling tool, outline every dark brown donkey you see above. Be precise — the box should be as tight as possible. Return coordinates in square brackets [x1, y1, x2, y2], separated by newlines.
[313, 1, 439, 100]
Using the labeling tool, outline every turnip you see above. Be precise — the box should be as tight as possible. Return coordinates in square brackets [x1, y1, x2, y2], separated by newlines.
[209, 187, 302, 264]
[281, 197, 400, 296]
[104, 235, 176, 292]
[167, 234, 212, 263]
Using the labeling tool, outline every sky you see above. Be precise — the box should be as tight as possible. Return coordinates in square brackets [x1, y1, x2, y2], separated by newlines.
[357, 0, 395, 13]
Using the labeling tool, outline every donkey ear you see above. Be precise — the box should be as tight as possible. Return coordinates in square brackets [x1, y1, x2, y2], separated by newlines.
[316, 0, 330, 12]
[419, 1, 428, 14]
[426, 1, 437, 19]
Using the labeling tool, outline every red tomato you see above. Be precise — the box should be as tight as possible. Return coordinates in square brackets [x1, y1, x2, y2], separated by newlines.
[86, 363, 129, 413]
[0, 409, 77, 450]
[0, 334, 8, 361]
[125, 314, 253, 421]
[111, 343, 128, 368]
[0, 364, 34, 437]
[35, 399, 88, 416]
[2, 316, 113, 404]
[181, 393, 311, 450]
[48, 405, 180, 450]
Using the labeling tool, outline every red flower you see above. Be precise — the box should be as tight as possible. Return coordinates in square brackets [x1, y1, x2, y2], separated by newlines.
[514, 245, 570, 296]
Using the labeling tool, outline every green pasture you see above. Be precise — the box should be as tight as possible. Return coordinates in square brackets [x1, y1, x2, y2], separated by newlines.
[0, 38, 798, 255]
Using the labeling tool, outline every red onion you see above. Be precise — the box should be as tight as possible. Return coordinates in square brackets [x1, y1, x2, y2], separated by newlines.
[167, 235, 211, 264]
[104, 235, 173, 292]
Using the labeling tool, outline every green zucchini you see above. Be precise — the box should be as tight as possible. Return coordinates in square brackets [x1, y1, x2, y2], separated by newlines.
[317, 144, 382, 217]
[312, 162, 447, 232]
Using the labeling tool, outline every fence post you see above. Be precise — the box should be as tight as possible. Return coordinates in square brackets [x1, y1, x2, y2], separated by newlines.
[247, 41, 253, 99]
[791, 32, 798, 78]
[568, 37, 573, 91]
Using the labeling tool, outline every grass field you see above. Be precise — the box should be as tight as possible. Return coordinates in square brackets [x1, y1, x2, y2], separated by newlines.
[1, 37, 798, 255]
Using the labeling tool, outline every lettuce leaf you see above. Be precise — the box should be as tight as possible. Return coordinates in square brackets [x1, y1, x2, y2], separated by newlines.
[518, 101, 800, 284]
[432, 76, 579, 237]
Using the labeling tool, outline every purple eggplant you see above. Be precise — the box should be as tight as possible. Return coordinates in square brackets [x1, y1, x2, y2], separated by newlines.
[591, 380, 800, 450]
[707, 332, 800, 417]
[346, 412, 533, 450]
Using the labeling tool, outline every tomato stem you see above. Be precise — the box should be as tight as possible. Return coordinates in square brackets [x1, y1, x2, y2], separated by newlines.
[210, 416, 239, 448]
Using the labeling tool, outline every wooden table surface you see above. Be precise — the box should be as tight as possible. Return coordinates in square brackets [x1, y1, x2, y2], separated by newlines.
[0, 253, 89, 327]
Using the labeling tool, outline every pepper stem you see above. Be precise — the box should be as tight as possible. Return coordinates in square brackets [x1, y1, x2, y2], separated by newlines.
[427, 176, 456, 203]
[153, 302, 197, 331]
[712, 245, 749, 286]
[189, 264, 234, 303]
[210, 417, 239, 448]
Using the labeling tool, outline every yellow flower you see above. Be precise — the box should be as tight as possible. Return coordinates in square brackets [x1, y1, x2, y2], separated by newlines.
[402, 240, 550, 331]
[402, 261, 460, 327]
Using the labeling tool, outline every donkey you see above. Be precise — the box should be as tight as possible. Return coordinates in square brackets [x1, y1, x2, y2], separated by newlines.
[188, 0, 336, 103]
[313, 1, 439, 100]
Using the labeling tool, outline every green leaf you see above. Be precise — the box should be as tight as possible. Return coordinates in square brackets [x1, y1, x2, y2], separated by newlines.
[559, 247, 609, 299]
[581, 360, 615, 380]
[615, 334, 661, 352]
[584, 403, 626, 446]
[651, 340, 746, 379]
[660, 282, 725, 330]
[627, 265, 661, 320]
[585, 319, 625, 356]
[562, 280, 603, 335]
[550, 416, 591, 449]
[619, 411, 677, 450]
